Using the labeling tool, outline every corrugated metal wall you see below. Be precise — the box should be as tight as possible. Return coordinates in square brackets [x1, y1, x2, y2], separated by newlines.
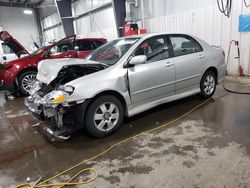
[41, 12, 65, 42]
[40, 0, 117, 42]
[72, 0, 117, 40]
[144, 0, 250, 75]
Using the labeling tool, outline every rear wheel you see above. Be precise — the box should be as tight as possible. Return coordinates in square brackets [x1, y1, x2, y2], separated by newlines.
[199, 71, 217, 98]
[85, 95, 124, 138]
[18, 70, 37, 95]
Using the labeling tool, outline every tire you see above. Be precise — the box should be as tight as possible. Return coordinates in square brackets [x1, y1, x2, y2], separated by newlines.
[85, 95, 124, 138]
[18, 70, 37, 95]
[198, 71, 217, 99]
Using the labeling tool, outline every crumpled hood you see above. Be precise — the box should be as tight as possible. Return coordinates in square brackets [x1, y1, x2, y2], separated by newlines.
[36, 58, 102, 84]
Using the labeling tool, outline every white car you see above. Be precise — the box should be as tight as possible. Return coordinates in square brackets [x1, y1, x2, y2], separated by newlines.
[25, 33, 226, 139]
[0, 40, 18, 64]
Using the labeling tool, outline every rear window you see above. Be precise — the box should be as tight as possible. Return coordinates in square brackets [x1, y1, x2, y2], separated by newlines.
[169, 35, 203, 57]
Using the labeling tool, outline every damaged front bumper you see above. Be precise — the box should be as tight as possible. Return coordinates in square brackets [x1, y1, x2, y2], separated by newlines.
[24, 96, 44, 120]
[25, 95, 86, 140]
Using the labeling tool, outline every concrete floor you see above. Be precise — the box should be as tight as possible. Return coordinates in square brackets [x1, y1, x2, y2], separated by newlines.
[0, 78, 250, 188]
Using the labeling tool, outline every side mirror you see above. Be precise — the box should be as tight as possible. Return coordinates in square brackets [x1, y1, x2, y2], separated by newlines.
[74, 46, 79, 51]
[129, 55, 147, 66]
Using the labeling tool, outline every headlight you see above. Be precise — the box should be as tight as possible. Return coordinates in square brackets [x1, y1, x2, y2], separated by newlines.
[40, 90, 70, 105]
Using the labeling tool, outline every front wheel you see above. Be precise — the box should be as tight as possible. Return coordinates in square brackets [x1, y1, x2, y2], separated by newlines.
[85, 95, 124, 138]
[199, 71, 217, 99]
[18, 71, 37, 95]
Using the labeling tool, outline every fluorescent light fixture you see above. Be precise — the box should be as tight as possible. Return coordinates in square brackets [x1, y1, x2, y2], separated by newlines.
[23, 10, 33, 15]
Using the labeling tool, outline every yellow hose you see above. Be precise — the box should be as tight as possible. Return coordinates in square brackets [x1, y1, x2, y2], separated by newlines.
[15, 98, 211, 188]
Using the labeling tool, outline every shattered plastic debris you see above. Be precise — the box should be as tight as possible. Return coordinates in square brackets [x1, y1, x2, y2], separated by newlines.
[32, 123, 41, 127]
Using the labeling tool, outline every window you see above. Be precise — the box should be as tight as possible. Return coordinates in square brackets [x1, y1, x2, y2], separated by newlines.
[76, 40, 92, 51]
[2, 43, 14, 54]
[169, 35, 202, 57]
[49, 42, 73, 54]
[134, 36, 169, 62]
[86, 38, 139, 65]
[92, 40, 105, 49]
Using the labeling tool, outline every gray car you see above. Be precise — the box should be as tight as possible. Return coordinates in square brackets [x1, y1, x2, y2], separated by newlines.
[25, 33, 226, 139]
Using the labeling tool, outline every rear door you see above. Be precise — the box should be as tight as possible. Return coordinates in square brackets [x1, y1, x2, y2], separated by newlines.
[128, 35, 175, 106]
[168, 34, 205, 94]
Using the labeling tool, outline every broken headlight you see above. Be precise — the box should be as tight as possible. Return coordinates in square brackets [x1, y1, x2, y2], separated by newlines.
[39, 90, 70, 105]
[35, 85, 74, 106]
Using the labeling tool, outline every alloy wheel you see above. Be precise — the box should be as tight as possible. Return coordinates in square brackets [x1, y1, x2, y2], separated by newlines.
[203, 75, 215, 95]
[21, 74, 36, 93]
[93, 102, 119, 132]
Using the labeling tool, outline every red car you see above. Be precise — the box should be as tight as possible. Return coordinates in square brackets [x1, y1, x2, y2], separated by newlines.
[0, 31, 107, 95]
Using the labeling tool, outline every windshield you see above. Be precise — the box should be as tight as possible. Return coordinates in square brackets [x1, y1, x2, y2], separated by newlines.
[86, 38, 139, 65]
[30, 46, 46, 56]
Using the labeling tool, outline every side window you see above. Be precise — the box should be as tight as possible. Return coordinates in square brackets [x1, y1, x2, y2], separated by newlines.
[2, 43, 14, 54]
[134, 36, 169, 62]
[169, 36, 202, 57]
[92, 40, 105, 49]
[49, 42, 73, 54]
[49, 45, 59, 54]
[76, 40, 92, 51]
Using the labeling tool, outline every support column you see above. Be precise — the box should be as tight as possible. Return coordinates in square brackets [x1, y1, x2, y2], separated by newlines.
[54, 0, 74, 36]
[34, 8, 43, 46]
[112, 0, 126, 37]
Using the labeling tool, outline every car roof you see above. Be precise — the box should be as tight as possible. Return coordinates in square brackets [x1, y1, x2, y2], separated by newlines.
[76, 37, 106, 41]
[121, 32, 193, 40]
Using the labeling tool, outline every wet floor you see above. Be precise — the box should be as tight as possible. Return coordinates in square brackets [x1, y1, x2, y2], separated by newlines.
[0, 79, 250, 187]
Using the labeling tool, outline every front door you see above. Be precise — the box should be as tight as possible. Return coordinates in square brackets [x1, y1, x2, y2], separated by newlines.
[128, 35, 175, 106]
[45, 42, 77, 59]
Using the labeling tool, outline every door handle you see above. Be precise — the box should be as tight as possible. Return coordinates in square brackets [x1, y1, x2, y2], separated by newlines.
[198, 54, 205, 59]
[165, 62, 174, 67]
[3, 56, 6, 60]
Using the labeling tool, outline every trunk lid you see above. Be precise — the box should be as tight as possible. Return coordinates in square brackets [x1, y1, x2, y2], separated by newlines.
[0, 31, 30, 58]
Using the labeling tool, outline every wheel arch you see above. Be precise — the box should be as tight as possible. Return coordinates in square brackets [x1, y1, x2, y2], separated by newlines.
[16, 67, 37, 80]
[204, 67, 218, 84]
[91, 90, 129, 117]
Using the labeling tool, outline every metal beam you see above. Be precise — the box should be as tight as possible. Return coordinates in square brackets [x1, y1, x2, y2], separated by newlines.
[112, 0, 126, 37]
[54, 0, 74, 37]
[43, 22, 62, 32]
[75, 2, 112, 20]
[0, 1, 35, 8]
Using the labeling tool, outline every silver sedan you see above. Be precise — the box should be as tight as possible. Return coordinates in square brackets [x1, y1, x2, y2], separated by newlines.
[25, 33, 226, 139]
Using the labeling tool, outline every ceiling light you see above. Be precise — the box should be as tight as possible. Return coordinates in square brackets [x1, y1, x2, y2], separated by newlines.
[23, 10, 33, 15]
